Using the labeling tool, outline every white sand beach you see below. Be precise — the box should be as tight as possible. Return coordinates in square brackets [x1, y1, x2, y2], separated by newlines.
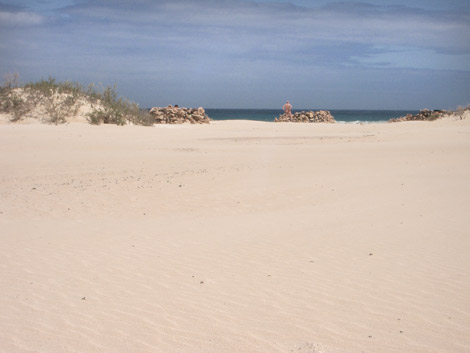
[1, 116, 470, 353]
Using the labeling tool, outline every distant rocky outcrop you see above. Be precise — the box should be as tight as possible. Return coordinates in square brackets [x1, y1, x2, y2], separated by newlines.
[388, 109, 446, 123]
[149, 106, 211, 124]
[275, 110, 336, 123]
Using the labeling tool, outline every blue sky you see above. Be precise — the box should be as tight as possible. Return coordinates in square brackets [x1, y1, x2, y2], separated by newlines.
[1, 0, 469, 109]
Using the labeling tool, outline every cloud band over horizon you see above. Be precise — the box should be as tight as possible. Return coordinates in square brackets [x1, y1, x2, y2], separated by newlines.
[1, 0, 469, 109]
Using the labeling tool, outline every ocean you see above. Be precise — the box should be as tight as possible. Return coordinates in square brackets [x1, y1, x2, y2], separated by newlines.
[205, 109, 419, 123]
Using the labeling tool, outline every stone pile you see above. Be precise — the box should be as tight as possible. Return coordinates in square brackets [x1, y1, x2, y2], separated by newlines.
[275, 110, 336, 123]
[149, 106, 211, 124]
[388, 109, 446, 123]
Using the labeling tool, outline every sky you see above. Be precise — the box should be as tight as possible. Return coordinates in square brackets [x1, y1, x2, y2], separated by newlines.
[0, 0, 469, 109]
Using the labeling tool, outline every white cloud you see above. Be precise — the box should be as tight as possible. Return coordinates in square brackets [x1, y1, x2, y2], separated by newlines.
[1, 0, 469, 108]
[0, 11, 44, 26]
[61, 0, 470, 56]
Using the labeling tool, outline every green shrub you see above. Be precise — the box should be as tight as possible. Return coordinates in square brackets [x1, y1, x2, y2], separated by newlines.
[130, 109, 155, 126]
[0, 90, 28, 121]
[87, 85, 128, 125]
[87, 85, 152, 126]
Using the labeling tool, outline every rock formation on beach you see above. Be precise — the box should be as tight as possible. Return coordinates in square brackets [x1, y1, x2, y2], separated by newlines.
[388, 109, 446, 123]
[275, 110, 336, 123]
[149, 106, 211, 124]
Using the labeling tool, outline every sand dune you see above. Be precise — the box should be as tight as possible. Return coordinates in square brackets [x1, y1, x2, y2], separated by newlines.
[1, 117, 470, 353]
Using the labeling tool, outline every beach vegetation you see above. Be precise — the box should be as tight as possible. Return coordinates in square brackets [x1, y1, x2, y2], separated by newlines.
[0, 73, 153, 126]
[428, 112, 441, 121]
[0, 72, 28, 121]
[455, 105, 470, 120]
[86, 84, 153, 126]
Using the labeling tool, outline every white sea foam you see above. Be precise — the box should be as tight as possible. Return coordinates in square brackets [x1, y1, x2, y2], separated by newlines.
[337, 120, 387, 124]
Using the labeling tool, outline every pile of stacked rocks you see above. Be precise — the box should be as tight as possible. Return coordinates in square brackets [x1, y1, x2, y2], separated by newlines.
[388, 109, 446, 123]
[275, 110, 336, 123]
[149, 106, 211, 124]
